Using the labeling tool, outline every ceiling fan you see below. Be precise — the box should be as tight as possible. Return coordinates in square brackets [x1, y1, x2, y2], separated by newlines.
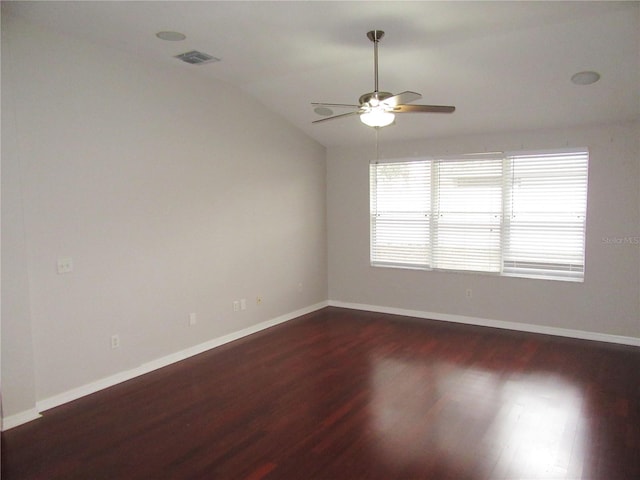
[312, 30, 455, 128]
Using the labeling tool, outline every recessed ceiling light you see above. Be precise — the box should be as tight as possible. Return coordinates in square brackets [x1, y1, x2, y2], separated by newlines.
[156, 31, 186, 41]
[314, 106, 334, 116]
[571, 71, 600, 85]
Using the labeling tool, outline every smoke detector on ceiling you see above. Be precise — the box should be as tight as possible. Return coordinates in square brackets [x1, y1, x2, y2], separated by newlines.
[571, 71, 600, 85]
[314, 106, 334, 116]
[156, 31, 186, 41]
[174, 50, 220, 65]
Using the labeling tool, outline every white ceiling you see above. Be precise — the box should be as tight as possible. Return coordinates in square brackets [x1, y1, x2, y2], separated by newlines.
[5, 1, 639, 147]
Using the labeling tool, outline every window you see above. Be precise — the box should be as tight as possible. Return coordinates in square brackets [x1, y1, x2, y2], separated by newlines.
[502, 151, 588, 280]
[370, 149, 588, 281]
[370, 161, 431, 268]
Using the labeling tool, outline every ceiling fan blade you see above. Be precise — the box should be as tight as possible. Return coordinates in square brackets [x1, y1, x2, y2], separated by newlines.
[312, 111, 360, 124]
[312, 102, 360, 108]
[395, 104, 456, 114]
[381, 91, 422, 107]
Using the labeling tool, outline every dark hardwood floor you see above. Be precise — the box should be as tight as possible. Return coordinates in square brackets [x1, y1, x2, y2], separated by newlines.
[3, 307, 640, 479]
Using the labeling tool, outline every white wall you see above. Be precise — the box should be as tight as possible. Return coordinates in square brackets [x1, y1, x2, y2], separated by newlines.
[328, 123, 640, 339]
[1, 17, 38, 420]
[1, 14, 327, 419]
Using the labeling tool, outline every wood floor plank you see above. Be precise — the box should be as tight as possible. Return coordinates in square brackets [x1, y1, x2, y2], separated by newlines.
[2, 307, 640, 479]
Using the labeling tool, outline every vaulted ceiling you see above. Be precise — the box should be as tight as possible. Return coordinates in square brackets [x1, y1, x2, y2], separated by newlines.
[4, 1, 639, 147]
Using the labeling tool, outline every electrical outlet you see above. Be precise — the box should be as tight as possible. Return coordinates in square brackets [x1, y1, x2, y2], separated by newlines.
[189, 312, 197, 326]
[233, 300, 240, 312]
[57, 257, 73, 274]
[465, 288, 473, 299]
[111, 334, 120, 349]
[240, 299, 247, 311]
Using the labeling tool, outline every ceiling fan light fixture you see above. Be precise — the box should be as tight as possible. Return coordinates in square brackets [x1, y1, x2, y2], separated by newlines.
[360, 109, 395, 127]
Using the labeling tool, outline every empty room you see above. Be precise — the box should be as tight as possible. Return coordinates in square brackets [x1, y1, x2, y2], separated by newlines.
[2, 1, 639, 479]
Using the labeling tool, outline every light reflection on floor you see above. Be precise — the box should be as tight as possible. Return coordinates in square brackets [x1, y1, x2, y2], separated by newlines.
[369, 357, 586, 478]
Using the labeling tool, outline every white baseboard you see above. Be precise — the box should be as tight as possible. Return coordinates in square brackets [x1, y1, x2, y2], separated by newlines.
[2, 301, 328, 431]
[1, 408, 42, 431]
[328, 300, 640, 347]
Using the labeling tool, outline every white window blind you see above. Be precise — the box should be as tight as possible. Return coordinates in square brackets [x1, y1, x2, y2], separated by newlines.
[370, 161, 431, 268]
[503, 150, 588, 280]
[370, 149, 588, 282]
[432, 159, 503, 273]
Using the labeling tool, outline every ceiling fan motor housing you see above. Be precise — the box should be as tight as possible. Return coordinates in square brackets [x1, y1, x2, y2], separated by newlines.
[359, 91, 393, 107]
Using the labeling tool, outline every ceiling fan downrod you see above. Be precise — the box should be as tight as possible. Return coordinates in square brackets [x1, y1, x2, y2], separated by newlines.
[367, 30, 384, 95]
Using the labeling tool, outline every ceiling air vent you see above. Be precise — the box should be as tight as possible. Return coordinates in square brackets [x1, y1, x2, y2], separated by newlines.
[174, 50, 220, 65]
